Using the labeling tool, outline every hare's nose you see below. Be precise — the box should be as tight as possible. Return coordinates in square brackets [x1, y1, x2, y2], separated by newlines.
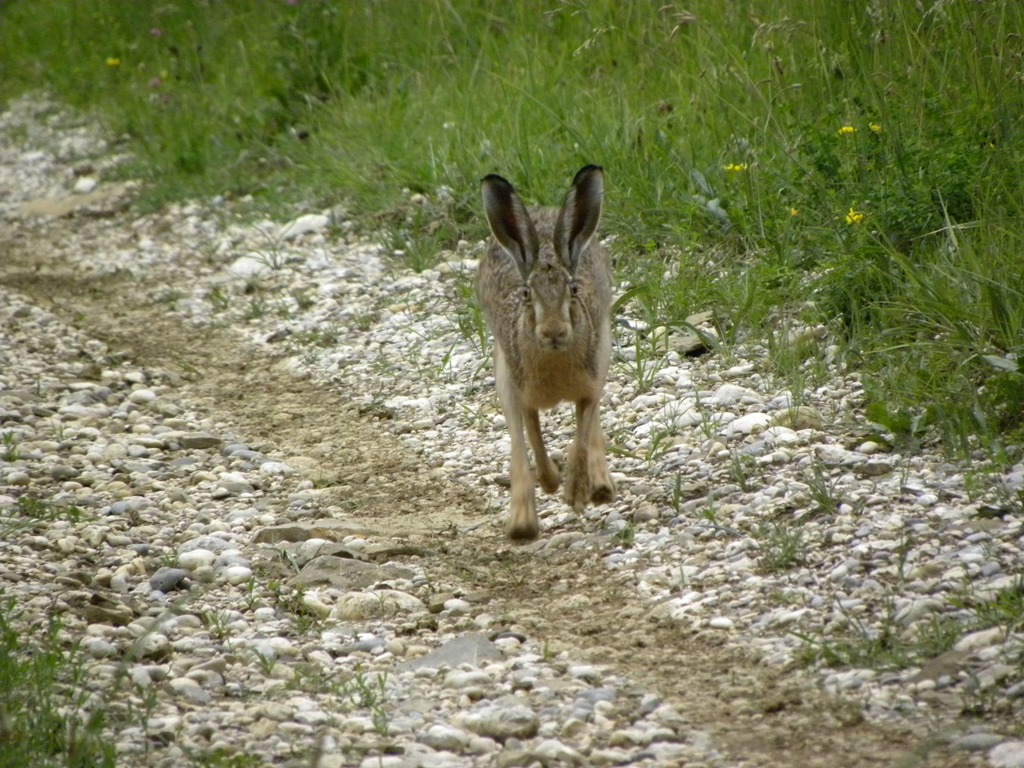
[541, 325, 568, 344]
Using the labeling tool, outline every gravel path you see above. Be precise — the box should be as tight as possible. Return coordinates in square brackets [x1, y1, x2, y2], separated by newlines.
[1, 96, 1022, 768]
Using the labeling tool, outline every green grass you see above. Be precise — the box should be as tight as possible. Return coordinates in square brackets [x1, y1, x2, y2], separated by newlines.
[1, 431, 19, 462]
[2, 1, 1024, 456]
[795, 610, 964, 672]
[754, 520, 804, 573]
[952, 576, 1024, 635]
[0, 597, 115, 768]
[2, 496, 86, 539]
[797, 577, 1024, 675]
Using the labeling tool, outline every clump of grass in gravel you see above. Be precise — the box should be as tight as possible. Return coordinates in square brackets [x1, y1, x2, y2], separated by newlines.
[1, 431, 19, 461]
[794, 601, 963, 672]
[803, 461, 846, 519]
[2, 496, 85, 539]
[797, 575, 1024, 675]
[754, 520, 804, 574]
[3, 1, 1023, 455]
[952, 577, 1024, 636]
[0, 597, 115, 768]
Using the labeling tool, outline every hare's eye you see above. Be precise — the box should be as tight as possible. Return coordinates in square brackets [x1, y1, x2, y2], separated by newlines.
[569, 281, 582, 297]
[518, 286, 531, 301]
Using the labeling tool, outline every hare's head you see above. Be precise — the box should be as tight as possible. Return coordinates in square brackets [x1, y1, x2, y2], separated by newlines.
[482, 166, 604, 352]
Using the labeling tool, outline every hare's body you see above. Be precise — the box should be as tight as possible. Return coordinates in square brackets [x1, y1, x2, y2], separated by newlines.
[476, 166, 615, 540]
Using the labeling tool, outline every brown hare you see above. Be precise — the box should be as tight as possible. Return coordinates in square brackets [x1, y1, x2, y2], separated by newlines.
[476, 165, 615, 540]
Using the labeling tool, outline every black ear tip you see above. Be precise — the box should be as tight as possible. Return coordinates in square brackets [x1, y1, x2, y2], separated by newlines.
[481, 173, 513, 188]
[573, 165, 604, 185]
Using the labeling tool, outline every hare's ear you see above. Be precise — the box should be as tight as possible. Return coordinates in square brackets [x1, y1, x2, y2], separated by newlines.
[555, 165, 604, 273]
[482, 174, 538, 278]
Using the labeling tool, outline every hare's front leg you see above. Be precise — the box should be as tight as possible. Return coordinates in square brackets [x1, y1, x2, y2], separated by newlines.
[525, 409, 561, 494]
[565, 397, 598, 512]
[495, 350, 539, 540]
[586, 402, 615, 504]
[506, 408, 539, 540]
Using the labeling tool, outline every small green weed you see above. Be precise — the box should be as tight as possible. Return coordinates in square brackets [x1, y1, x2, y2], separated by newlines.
[670, 474, 685, 517]
[13, 495, 84, 524]
[1, 431, 19, 462]
[351, 665, 390, 733]
[200, 610, 232, 642]
[728, 451, 759, 492]
[643, 425, 676, 464]
[755, 520, 804, 573]
[392, 206, 461, 274]
[290, 289, 316, 312]
[353, 312, 377, 332]
[700, 500, 718, 525]
[452, 273, 489, 355]
[619, 326, 666, 394]
[952, 577, 1024, 635]
[249, 229, 286, 270]
[294, 325, 341, 349]
[272, 583, 324, 635]
[613, 522, 636, 547]
[244, 295, 268, 320]
[206, 286, 231, 313]
[243, 580, 261, 613]
[541, 639, 557, 663]
[251, 649, 276, 676]
[804, 462, 845, 519]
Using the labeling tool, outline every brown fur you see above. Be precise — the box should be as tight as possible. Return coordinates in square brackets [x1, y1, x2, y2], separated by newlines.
[476, 166, 615, 540]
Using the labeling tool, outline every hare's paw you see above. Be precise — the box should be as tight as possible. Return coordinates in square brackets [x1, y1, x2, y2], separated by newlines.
[536, 456, 561, 495]
[564, 469, 590, 512]
[508, 482, 539, 540]
[589, 458, 615, 504]
[590, 478, 615, 505]
[508, 502, 540, 541]
[590, 482, 615, 504]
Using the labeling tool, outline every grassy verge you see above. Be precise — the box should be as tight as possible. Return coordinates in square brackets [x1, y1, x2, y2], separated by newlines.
[2, 1, 1023, 455]
[0, 597, 114, 767]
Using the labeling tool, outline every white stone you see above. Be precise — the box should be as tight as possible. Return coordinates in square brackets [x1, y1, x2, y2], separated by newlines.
[333, 590, 427, 620]
[229, 254, 270, 278]
[280, 213, 329, 239]
[708, 383, 759, 406]
[134, 633, 170, 659]
[223, 565, 253, 585]
[954, 626, 1005, 653]
[724, 412, 772, 436]
[989, 741, 1024, 768]
[259, 460, 295, 475]
[178, 548, 217, 570]
[128, 388, 157, 404]
[420, 724, 471, 751]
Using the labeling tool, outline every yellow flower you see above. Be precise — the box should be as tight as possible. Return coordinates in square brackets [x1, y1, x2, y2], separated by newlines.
[789, 208, 799, 217]
[869, 123, 882, 134]
[845, 207, 865, 225]
[837, 125, 857, 137]
[106, 57, 121, 68]
[723, 163, 748, 173]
